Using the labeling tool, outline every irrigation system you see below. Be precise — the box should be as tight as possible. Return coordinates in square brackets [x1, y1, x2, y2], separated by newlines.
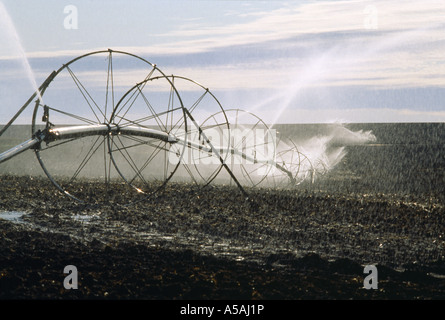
[0, 49, 324, 203]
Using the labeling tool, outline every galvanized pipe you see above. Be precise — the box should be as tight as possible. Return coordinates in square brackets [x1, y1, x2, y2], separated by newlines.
[1, 122, 294, 183]
[48, 124, 291, 178]
[0, 136, 42, 164]
[47, 124, 178, 143]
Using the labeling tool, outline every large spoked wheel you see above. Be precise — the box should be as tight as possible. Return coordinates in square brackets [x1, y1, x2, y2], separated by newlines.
[108, 75, 230, 193]
[264, 138, 314, 188]
[106, 75, 191, 198]
[206, 109, 276, 187]
[31, 50, 185, 203]
[163, 75, 230, 186]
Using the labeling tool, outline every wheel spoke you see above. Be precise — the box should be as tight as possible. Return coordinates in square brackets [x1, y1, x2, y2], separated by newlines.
[113, 66, 156, 125]
[172, 90, 208, 130]
[181, 122, 228, 142]
[69, 135, 104, 183]
[105, 51, 115, 123]
[163, 145, 169, 180]
[103, 136, 113, 185]
[42, 104, 97, 125]
[181, 163, 198, 184]
[39, 137, 78, 151]
[128, 139, 165, 184]
[240, 164, 255, 186]
[66, 66, 106, 123]
[138, 88, 166, 131]
[116, 106, 183, 129]
[112, 135, 149, 186]
[166, 76, 175, 131]
[111, 135, 170, 153]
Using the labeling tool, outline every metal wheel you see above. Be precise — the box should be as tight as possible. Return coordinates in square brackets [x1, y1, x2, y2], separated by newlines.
[144, 75, 231, 187]
[106, 75, 190, 197]
[205, 109, 276, 187]
[31, 49, 184, 202]
[264, 138, 314, 188]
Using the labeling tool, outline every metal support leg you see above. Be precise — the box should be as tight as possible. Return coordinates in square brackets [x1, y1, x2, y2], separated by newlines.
[0, 71, 57, 138]
[183, 108, 249, 198]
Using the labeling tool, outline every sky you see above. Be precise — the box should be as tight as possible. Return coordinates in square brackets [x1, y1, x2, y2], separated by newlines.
[1, 0, 445, 124]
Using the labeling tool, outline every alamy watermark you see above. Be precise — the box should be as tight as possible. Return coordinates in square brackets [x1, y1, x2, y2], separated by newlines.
[63, 265, 78, 289]
[64, 5, 78, 30]
[363, 265, 378, 289]
[363, 5, 378, 30]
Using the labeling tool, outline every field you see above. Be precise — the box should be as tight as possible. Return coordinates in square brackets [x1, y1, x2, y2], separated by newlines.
[1, 123, 445, 300]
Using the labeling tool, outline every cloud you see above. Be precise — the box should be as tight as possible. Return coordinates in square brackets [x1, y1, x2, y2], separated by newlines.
[256, 107, 445, 124]
[1, 0, 444, 124]
[3, 0, 443, 57]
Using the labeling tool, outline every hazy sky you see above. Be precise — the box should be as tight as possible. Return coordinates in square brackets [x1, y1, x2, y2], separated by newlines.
[1, 0, 445, 124]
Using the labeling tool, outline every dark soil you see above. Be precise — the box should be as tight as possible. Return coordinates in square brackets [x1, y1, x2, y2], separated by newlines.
[1, 174, 445, 300]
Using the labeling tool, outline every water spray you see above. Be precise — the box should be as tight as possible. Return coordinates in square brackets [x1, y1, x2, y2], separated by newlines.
[0, 49, 373, 204]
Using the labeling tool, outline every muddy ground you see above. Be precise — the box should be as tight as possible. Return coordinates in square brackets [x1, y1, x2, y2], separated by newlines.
[1, 174, 445, 300]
